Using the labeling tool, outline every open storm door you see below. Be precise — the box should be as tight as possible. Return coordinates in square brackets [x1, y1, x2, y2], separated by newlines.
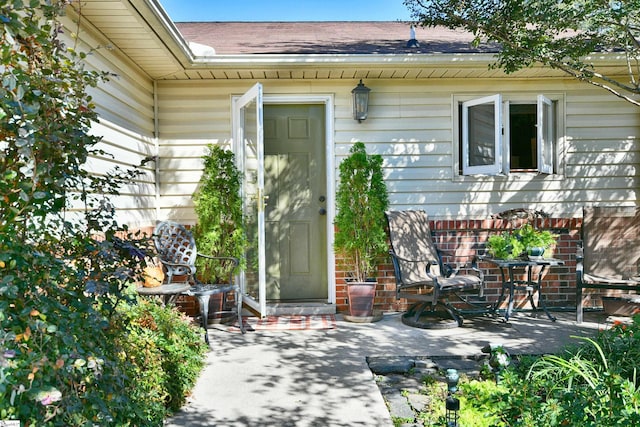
[233, 83, 266, 317]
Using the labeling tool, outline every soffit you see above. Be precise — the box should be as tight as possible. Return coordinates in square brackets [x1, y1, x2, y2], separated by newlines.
[75, 1, 631, 82]
[74, 0, 191, 79]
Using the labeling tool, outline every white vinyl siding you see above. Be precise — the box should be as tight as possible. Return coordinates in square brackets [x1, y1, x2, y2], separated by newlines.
[153, 78, 640, 222]
[61, 13, 157, 228]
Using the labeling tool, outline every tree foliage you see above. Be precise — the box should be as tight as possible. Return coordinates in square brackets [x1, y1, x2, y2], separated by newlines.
[404, 0, 640, 106]
[0, 2, 205, 425]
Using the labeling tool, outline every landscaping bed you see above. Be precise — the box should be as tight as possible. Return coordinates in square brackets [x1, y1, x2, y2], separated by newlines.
[370, 316, 640, 427]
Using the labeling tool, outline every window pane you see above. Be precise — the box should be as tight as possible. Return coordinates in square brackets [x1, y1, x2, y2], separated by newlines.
[468, 103, 496, 167]
[461, 94, 501, 175]
[537, 95, 554, 174]
[509, 104, 536, 170]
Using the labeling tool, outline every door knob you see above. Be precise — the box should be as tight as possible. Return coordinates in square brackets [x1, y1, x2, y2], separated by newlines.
[319, 195, 326, 203]
[319, 208, 327, 215]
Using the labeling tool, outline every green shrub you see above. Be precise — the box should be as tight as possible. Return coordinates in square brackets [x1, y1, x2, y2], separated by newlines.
[192, 145, 247, 283]
[415, 317, 640, 426]
[472, 317, 640, 426]
[0, 247, 207, 426]
[334, 141, 389, 282]
[0, 2, 207, 425]
[115, 299, 208, 419]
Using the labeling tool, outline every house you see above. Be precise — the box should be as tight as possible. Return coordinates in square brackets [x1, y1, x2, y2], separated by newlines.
[72, 0, 640, 316]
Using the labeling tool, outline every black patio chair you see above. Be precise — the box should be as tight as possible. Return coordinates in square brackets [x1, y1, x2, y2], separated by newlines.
[385, 210, 488, 328]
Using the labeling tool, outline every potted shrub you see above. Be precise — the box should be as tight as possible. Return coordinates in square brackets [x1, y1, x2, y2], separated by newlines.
[191, 145, 247, 321]
[486, 224, 556, 259]
[334, 142, 389, 321]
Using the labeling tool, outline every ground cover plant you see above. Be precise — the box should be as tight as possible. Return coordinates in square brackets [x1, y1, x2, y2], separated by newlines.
[0, 1, 207, 425]
[414, 316, 640, 426]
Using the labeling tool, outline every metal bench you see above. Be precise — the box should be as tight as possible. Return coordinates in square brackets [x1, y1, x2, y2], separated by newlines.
[576, 206, 640, 323]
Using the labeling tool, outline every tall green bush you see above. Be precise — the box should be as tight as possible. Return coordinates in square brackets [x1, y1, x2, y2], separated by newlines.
[334, 142, 389, 282]
[192, 145, 247, 282]
[114, 300, 207, 419]
[0, 2, 206, 425]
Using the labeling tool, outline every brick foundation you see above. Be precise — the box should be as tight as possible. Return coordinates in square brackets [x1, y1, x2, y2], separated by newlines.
[335, 216, 588, 314]
[139, 220, 628, 316]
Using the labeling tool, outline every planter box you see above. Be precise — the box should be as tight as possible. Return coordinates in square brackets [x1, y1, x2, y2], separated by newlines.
[602, 295, 640, 317]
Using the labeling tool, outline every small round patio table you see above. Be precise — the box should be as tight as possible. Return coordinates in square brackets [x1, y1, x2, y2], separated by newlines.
[184, 283, 239, 345]
[136, 283, 190, 305]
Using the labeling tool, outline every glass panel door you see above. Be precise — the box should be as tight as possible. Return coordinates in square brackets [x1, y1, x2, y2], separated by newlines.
[233, 83, 266, 317]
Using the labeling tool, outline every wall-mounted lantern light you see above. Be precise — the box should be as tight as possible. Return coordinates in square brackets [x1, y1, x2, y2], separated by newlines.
[351, 79, 371, 122]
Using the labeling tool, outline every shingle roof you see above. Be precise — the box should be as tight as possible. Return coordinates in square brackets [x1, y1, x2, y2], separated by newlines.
[174, 22, 498, 55]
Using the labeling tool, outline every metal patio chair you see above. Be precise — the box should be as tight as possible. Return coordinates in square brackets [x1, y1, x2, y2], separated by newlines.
[153, 221, 245, 342]
[385, 210, 488, 328]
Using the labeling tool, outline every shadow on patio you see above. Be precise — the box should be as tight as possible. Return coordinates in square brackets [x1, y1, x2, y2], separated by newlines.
[165, 311, 605, 427]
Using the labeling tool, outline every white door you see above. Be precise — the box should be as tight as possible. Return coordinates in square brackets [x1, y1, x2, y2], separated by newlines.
[233, 83, 266, 317]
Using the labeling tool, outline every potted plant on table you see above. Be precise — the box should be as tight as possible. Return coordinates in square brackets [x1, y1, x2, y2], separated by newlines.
[191, 144, 247, 321]
[334, 142, 389, 322]
[486, 224, 556, 259]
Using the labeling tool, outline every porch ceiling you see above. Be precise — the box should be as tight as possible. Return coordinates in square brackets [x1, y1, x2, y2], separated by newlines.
[76, 0, 631, 82]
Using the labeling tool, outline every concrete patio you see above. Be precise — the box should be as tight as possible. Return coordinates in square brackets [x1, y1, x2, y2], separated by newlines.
[165, 310, 608, 427]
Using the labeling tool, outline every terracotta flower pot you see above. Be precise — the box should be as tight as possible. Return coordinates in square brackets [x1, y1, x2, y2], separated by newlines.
[347, 281, 377, 317]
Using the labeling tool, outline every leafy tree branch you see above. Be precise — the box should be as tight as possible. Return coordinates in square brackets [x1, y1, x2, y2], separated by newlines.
[405, 0, 640, 106]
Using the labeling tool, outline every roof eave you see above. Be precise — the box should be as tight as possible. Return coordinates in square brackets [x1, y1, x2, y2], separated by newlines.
[189, 52, 499, 67]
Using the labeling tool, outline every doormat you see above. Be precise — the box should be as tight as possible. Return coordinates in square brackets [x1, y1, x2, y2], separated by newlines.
[231, 315, 336, 332]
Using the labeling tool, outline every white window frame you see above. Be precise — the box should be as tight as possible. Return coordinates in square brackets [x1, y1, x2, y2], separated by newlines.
[461, 94, 502, 175]
[537, 95, 554, 174]
[459, 93, 558, 176]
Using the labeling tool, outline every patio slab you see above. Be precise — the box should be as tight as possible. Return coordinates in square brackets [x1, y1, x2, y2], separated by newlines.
[164, 311, 607, 427]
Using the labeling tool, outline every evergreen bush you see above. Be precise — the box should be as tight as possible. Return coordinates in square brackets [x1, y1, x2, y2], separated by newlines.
[192, 145, 247, 283]
[334, 142, 389, 282]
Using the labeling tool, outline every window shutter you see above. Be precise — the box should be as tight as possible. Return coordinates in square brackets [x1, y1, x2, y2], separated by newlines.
[462, 94, 502, 175]
[537, 95, 554, 174]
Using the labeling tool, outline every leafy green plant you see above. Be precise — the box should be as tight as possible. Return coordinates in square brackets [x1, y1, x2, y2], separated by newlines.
[334, 142, 389, 282]
[411, 316, 640, 426]
[486, 232, 524, 259]
[0, 2, 207, 425]
[115, 299, 208, 415]
[486, 224, 556, 259]
[516, 224, 556, 256]
[456, 379, 506, 427]
[405, 0, 640, 107]
[415, 372, 504, 427]
[192, 145, 247, 283]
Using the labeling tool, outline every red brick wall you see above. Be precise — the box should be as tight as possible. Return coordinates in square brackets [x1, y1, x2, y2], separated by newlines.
[335, 216, 584, 314]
